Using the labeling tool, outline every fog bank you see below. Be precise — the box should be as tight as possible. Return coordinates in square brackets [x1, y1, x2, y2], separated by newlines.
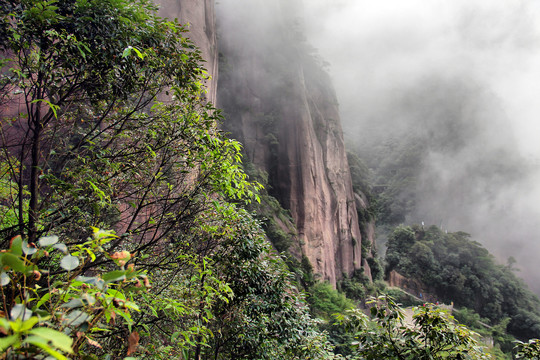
[304, 0, 540, 293]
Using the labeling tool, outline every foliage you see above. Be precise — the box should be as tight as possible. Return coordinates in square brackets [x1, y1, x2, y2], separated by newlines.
[335, 295, 492, 360]
[308, 282, 355, 320]
[1, 0, 207, 241]
[241, 163, 309, 286]
[2, 1, 514, 359]
[385, 225, 540, 342]
[0, 157, 28, 232]
[259, 194, 295, 253]
[0, 0, 338, 359]
[454, 308, 514, 358]
[515, 338, 540, 359]
[338, 269, 388, 305]
[0, 229, 147, 359]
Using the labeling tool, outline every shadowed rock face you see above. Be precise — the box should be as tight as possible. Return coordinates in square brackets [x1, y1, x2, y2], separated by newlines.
[283, 62, 364, 285]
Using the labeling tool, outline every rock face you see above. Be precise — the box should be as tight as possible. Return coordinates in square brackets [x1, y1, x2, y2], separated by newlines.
[154, 0, 218, 103]
[216, 0, 366, 285]
[388, 270, 438, 303]
[161, 0, 373, 285]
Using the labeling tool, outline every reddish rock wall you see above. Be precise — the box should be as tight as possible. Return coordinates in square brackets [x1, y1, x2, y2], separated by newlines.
[216, 0, 366, 285]
[154, 0, 218, 103]
[158, 0, 373, 286]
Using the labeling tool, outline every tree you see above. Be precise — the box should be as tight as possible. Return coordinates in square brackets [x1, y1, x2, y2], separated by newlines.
[0, 0, 213, 242]
[385, 224, 540, 347]
[0, 0, 263, 287]
[336, 295, 492, 360]
[0, 1, 341, 358]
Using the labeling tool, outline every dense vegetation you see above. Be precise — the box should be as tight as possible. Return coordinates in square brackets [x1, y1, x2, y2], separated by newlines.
[386, 225, 540, 345]
[0, 0, 340, 358]
[1, 0, 539, 359]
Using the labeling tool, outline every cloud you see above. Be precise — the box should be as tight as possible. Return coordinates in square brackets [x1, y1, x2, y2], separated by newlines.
[303, 0, 540, 292]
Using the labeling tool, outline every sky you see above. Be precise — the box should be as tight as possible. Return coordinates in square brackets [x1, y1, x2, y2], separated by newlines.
[302, 0, 540, 293]
[304, 0, 540, 155]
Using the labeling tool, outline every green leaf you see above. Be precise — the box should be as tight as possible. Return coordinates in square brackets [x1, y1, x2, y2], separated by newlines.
[30, 99, 59, 119]
[102, 270, 127, 283]
[38, 235, 59, 247]
[106, 289, 126, 300]
[82, 247, 96, 262]
[20, 316, 39, 331]
[131, 47, 144, 59]
[123, 300, 140, 312]
[0, 334, 18, 351]
[29, 327, 73, 353]
[122, 46, 144, 59]
[60, 255, 79, 271]
[0, 253, 25, 272]
[25, 335, 69, 360]
[91, 228, 117, 243]
[10, 236, 22, 256]
[115, 308, 133, 325]
[122, 46, 132, 58]
[36, 292, 51, 309]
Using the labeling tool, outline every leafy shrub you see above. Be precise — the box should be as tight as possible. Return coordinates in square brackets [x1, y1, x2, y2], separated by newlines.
[515, 339, 540, 359]
[309, 282, 355, 320]
[335, 295, 492, 360]
[0, 229, 148, 359]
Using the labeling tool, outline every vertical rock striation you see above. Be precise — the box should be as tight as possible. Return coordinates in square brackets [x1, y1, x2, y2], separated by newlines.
[158, 0, 372, 285]
[217, 0, 365, 285]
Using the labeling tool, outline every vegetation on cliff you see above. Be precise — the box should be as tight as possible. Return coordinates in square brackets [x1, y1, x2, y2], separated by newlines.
[0, 0, 338, 358]
[1, 0, 538, 359]
[386, 225, 540, 352]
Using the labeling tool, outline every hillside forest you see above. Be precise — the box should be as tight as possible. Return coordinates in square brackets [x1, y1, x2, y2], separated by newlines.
[0, 1, 539, 359]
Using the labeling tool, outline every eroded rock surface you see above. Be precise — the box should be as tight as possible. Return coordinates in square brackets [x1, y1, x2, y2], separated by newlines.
[216, 0, 366, 285]
[159, 0, 373, 285]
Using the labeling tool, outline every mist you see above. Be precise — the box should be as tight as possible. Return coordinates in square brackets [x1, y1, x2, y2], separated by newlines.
[303, 0, 540, 293]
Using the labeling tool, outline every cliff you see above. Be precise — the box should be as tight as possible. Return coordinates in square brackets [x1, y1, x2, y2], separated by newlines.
[155, 0, 373, 285]
[155, 0, 218, 104]
[216, 0, 370, 285]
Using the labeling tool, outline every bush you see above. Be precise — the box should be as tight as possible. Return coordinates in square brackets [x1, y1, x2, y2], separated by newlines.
[335, 295, 492, 360]
[0, 229, 148, 358]
[309, 282, 355, 320]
